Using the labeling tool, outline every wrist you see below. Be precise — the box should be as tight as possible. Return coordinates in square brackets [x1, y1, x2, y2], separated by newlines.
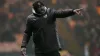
[73, 9, 76, 13]
[72, 9, 76, 15]
[21, 46, 26, 48]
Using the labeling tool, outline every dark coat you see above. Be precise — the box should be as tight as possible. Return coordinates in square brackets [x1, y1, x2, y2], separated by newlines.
[21, 8, 75, 53]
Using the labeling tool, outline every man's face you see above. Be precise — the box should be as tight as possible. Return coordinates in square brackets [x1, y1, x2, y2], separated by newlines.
[36, 6, 46, 14]
[32, 1, 46, 14]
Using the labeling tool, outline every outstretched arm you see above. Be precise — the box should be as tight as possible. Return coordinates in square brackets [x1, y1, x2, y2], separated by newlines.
[53, 8, 83, 18]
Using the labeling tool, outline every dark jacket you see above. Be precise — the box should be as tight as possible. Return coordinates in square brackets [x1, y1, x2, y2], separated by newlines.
[21, 8, 75, 53]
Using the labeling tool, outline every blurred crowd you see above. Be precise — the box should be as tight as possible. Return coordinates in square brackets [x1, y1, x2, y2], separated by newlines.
[0, 0, 100, 56]
[0, 0, 33, 52]
[0, 0, 33, 42]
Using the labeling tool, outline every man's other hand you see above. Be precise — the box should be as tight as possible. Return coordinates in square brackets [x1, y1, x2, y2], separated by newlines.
[21, 48, 27, 56]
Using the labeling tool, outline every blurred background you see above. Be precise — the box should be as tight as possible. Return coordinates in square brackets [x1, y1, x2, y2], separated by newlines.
[0, 0, 100, 56]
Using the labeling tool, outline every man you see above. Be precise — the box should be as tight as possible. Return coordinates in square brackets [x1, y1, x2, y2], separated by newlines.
[21, 1, 83, 56]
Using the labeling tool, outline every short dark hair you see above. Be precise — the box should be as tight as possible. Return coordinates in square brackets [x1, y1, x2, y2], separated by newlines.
[32, 1, 44, 9]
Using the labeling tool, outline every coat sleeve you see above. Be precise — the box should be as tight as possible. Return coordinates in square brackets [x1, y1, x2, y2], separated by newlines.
[21, 17, 33, 48]
[53, 9, 76, 18]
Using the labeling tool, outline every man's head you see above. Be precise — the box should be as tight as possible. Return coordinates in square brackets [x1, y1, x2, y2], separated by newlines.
[32, 1, 47, 15]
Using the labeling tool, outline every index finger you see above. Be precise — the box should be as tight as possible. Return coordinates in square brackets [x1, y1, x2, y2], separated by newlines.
[79, 8, 84, 10]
